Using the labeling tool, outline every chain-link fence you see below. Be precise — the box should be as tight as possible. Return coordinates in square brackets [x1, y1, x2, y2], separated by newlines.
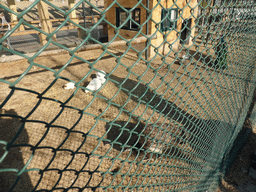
[0, 0, 106, 54]
[0, 0, 256, 191]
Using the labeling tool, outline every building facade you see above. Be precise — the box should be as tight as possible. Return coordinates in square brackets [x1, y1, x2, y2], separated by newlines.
[104, 0, 198, 59]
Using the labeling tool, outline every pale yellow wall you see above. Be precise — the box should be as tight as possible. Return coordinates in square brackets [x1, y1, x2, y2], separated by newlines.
[104, 0, 148, 53]
[104, 0, 198, 59]
[149, 0, 198, 57]
[104, 0, 148, 40]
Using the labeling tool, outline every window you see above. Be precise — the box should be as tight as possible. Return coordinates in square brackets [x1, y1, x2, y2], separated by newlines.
[180, 19, 192, 45]
[161, 8, 178, 32]
[116, 8, 140, 31]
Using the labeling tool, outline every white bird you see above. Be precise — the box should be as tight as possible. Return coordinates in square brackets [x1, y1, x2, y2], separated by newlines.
[84, 70, 107, 93]
[84, 78, 103, 93]
[96, 70, 106, 80]
[63, 82, 75, 89]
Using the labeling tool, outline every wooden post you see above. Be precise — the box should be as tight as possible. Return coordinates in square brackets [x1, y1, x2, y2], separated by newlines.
[37, 1, 56, 45]
[7, 0, 24, 31]
[205, 0, 215, 42]
[68, 0, 79, 25]
[68, 0, 81, 37]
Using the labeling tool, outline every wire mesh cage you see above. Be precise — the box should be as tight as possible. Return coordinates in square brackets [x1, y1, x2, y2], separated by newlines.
[0, 0, 256, 191]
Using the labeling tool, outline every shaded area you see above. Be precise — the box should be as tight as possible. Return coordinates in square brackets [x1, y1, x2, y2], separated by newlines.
[218, 88, 256, 191]
[102, 74, 234, 190]
[0, 109, 34, 192]
[0, 46, 254, 191]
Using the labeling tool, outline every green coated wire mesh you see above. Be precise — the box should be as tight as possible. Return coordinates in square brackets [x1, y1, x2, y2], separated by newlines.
[0, 0, 256, 191]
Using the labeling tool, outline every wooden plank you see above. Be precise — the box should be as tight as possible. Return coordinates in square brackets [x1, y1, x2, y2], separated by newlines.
[7, 0, 24, 31]
[68, 0, 79, 25]
[0, 35, 157, 63]
[5, 15, 101, 27]
[68, 0, 81, 37]
[2, 25, 77, 36]
[37, 1, 57, 45]
[1, 20, 107, 37]
[76, 34, 157, 52]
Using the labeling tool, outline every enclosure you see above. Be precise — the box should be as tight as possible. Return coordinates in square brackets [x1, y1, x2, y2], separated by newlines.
[0, 0, 256, 191]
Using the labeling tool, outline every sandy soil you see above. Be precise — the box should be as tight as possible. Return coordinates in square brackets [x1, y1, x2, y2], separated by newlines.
[0, 44, 255, 191]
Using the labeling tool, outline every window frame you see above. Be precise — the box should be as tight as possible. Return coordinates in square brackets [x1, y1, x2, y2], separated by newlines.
[161, 8, 178, 32]
[116, 7, 141, 31]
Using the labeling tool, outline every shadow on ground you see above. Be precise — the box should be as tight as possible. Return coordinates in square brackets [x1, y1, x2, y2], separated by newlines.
[218, 88, 256, 192]
[0, 109, 34, 192]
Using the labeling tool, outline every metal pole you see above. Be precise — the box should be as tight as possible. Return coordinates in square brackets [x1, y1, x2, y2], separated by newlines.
[82, 1, 86, 28]
[145, 0, 149, 61]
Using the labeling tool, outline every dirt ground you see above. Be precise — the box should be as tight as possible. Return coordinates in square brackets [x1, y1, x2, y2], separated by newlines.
[217, 90, 256, 192]
[0, 1, 256, 191]
[0, 42, 255, 191]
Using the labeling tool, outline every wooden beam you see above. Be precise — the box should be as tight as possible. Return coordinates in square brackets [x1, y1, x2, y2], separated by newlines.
[7, 0, 16, 22]
[4, 15, 101, 27]
[37, 1, 57, 45]
[68, 0, 81, 37]
[1, 26, 74, 37]
[0, 23, 108, 37]
[76, 35, 157, 52]
[68, 0, 79, 25]
[7, 0, 24, 31]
